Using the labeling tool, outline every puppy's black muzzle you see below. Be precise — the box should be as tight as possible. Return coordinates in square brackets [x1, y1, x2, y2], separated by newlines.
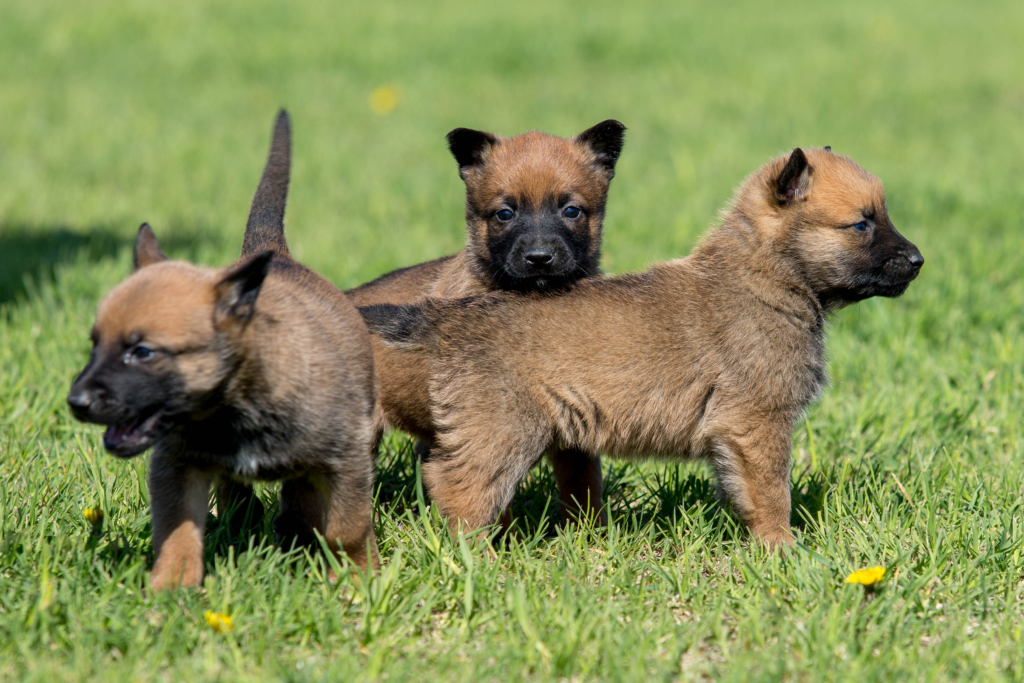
[67, 359, 180, 458]
[872, 239, 925, 297]
[509, 235, 574, 278]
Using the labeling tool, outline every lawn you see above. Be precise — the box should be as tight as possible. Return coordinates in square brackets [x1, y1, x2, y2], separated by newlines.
[1, 0, 1023, 680]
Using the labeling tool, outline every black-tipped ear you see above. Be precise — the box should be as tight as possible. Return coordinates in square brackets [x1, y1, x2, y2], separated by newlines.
[446, 128, 499, 178]
[823, 145, 832, 152]
[575, 120, 626, 176]
[775, 148, 812, 205]
[215, 251, 274, 324]
[133, 223, 167, 271]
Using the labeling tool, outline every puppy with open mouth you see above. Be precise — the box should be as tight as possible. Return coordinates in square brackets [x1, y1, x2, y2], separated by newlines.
[67, 111, 379, 589]
[362, 147, 924, 547]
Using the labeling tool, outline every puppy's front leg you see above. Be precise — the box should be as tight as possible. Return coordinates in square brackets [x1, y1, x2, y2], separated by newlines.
[149, 449, 213, 590]
[711, 423, 794, 549]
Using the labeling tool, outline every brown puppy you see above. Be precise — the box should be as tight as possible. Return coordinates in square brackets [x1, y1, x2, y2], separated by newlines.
[362, 147, 924, 547]
[67, 111, 379, 589]
[348, 121, 626, 524]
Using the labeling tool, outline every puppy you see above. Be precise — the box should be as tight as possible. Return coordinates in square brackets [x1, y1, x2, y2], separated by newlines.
[348, 121, 626, 524]
[362, 147, 924, 547]
[67, 111, 379, 589]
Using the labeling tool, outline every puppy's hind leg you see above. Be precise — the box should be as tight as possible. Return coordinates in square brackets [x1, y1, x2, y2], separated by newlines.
[275, 475, 325, 550]
[149, 447, 214, 590]
[321, 460, 379, 574]
[277, 462, 378, 576]
[550, 448, 606, 526]
[216, 480, 266, 540]
[422, 424, 550, 535]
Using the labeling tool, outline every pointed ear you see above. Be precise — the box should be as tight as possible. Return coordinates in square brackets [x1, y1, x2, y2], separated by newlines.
[133, 223, 168, 271]
[446, 128, 499, 179]
[215, 251, 274, 325]
[775, 148, 812, 205]
[575, 120, 626, 176]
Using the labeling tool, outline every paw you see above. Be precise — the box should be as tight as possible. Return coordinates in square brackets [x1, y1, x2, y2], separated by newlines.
[150, 560, 203, 590]
[754, 526, 796, 551]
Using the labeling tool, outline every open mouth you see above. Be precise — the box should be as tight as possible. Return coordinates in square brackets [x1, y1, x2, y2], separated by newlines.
[103, 409, 164, 457]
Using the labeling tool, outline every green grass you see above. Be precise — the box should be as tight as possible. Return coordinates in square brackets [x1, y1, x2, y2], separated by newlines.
[2, 0, 1023, 680]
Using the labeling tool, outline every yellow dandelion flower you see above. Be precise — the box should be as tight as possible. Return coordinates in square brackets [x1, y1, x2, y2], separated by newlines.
[845, 566, 885, 586]
[83, 507, 104, 527]
[369, 86, 399, 115]
[204, 610, 234, 633]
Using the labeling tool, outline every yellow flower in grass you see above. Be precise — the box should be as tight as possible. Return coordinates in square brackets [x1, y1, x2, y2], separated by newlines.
[83, 507, 104, 527]
[369, 85, 399, 114]
[845, 566, 886, 586]
[204, 610, 234, 633]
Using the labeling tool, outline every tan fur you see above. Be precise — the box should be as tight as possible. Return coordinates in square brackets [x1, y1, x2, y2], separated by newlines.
[371, 148, 923, 547]
[70, 112, 379, 589]
[349, 126, 623, 524]
[89, 253, 379, 589]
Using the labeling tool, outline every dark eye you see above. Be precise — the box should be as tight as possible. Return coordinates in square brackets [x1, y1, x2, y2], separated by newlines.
[125, 345, 156, 364]
[563, 206, 581, 219]
[851, 221, 869, 232]
[495, 209, 514, 222]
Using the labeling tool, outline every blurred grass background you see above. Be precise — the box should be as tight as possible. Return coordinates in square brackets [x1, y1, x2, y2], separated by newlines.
[1, 0, 1023, 680]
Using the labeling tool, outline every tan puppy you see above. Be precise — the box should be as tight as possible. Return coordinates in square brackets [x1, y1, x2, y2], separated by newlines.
[67, 111, 379, 589]
[348, 121, 625, 524]
[362, 147, 924, 547]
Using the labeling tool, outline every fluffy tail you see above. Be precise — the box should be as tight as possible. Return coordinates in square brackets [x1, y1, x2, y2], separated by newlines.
[241, 109, 291, 256]
[358, 303, 439, 352]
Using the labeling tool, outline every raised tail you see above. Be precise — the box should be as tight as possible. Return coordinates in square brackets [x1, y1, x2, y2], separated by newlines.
[358, 303, 439, 352]
[241, 109, 291, 256]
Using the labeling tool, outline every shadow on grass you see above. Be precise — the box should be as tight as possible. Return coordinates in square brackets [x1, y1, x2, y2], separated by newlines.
[372, 430, 844, 547]
[0, 222, 234, 304]
[119, 439, 854, 575]
[372, 433, 757, 541]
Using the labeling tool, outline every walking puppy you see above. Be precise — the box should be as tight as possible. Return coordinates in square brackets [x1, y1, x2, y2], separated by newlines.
[348, 121, 626, 524]
[362, 148, 924, 547]
[67, 111, 379, 589]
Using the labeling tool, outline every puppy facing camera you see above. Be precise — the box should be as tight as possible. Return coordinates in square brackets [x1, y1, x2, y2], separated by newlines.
[348, 120, 627, 526]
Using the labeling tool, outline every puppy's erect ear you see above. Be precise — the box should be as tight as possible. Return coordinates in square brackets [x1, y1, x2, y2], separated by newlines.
[575, 120, 626, 176]
[447, 128, 499, 179]
[775, 148, 812, 205]
[133, 223, 168, 271]
[215, 251, 274, 326]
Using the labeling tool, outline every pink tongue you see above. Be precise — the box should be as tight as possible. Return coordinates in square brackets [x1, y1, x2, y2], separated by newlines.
[104, 423, 134, 448]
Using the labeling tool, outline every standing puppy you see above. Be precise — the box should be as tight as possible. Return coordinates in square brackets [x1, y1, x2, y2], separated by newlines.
[67, 111, 379, 589]
[348, 121, 626, 524]
[362, 148, 924, 547]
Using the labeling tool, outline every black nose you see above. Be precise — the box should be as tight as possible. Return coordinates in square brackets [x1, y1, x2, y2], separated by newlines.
[67, 389, 93, 416]
[524, 250, 553, 266]
[907, 251, 924, 269]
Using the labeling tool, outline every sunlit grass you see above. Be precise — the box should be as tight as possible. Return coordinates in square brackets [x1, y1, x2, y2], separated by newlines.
[1, 0, 1023, 680]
